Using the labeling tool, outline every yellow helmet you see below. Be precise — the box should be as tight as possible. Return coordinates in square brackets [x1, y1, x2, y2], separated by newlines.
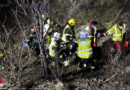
[68, 18, 75, 26]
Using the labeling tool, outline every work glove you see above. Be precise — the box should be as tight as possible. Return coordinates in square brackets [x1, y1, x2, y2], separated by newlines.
[93, 42, 97, 47]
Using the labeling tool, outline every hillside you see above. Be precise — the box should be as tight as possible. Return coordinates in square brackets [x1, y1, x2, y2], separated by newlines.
[0, 0, 130, 89]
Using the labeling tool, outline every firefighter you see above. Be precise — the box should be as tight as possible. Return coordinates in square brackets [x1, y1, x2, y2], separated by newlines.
[60, 18, 76, 60]
[62, 18, 76, 44]
[42, 14, 59, 45]
[49, 32, 61, 65]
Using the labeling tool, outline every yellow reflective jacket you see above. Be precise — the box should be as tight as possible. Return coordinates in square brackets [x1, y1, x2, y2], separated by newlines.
[106, 24, 125, 41]
[77, 38, 92, 59]
[43, 18, 51, 25]
[49, 41, 57, 57]
[62, 25, 73, 42]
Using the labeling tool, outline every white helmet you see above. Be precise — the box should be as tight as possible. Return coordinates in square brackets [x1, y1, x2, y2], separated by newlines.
[53, 32, 60, 40]
[80, 30, 89, 38]
[42, 14, 46, 19]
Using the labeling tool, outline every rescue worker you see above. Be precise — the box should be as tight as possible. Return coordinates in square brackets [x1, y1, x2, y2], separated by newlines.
[42, 14, 51, 26]
[102, 22, 130, 51]
[73, 30, 95, 70]
[60, 18, 76, 60]
[42, 14, 58, 45]
[85, 21, 98, 47]
[62, 18, 76, 44]
[49, 32, 61, 65]
[42, 14, 51, 42]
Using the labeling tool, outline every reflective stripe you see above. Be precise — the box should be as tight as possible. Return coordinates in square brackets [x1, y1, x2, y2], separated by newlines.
[123, 24, 126, 33]
[49, 50, 55, 57]
[62, 34, 72, 42]
[49, 42, 56, 57]
[50, 50, 55, 52]
[63, 25, 72, 34]
[123, 24, 126, 34]
[78, 48, 92, 51]
[112, 38, 122, 41]
[65, 34, 72, 36]
[94, 27, 97, 34]
[114, 26, 118, 35]
[112, 38, 117, 41]
[50, 52, 55, 54]
[62, 25, 73, 42]
[114, 25, 123, 36]
[88, 36, 94, 38]
[108, 30, 112, 34]
[79, 41, 90, 45]
[113, 34, 121, 36]
[77, 52, 92, 55]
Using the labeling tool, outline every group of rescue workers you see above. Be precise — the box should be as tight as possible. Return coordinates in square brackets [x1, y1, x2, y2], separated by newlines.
[0, 13, 130, 89]
[0, 14, 129, 71]
[23, 14, 130, 70]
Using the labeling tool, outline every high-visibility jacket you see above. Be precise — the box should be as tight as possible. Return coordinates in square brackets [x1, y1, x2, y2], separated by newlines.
[43, 18, 51, 25]
[62, 25, 73, 43]
[46, 28, 53, 43]
[106, 24, 125, 41]
[49, 41, 57, 57]
[43, 18, 54, 43]
[77, 38, 92, 59]
[85, 25, 97, 43]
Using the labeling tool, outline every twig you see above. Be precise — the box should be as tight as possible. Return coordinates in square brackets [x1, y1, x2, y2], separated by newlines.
[99, 73, 117, 87]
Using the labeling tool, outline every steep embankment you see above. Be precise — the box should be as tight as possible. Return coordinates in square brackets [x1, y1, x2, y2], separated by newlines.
[32, 0, 130, 89]
[0, 0, 130, 89]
